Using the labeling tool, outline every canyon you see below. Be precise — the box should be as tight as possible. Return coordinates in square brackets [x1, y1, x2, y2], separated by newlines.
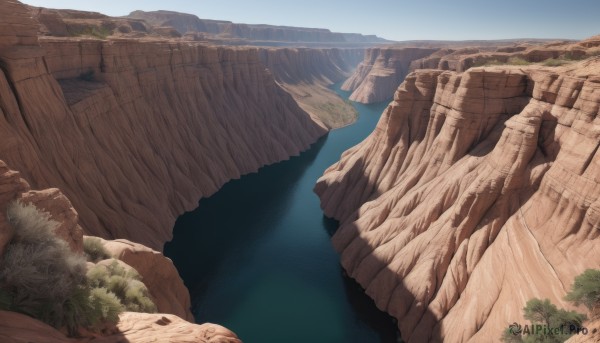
[1, 0, 600, 342]
[0, 0, 371, 341]
[315, 54, 600, 341]
[0, 0, 376, 252]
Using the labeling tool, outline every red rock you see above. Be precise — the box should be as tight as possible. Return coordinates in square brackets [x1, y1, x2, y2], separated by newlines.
[101, 238, 194, 321]
[0, 311, 241, 343]
[316, 61, 600, 342]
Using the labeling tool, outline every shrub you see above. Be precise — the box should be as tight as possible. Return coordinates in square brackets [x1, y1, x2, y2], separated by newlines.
[83, 237, 111, 262]
[0, 202, 122, 335]
[87, 260, 157, 313]
[542, 59, 569, 67]
[507, 57, 531, 66]
[88, 287, 123, 326]
[70, 26, 112, 40]
[565, 269, 600, 313]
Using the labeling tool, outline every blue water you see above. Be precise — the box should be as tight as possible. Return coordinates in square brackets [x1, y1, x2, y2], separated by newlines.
[164, 84, 398, 343]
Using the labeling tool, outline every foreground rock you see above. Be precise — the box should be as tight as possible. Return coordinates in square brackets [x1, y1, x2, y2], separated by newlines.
[100, 238, 194, 321]
[316, 59, 600, 342]
[0, 160, 237, 341]
[0, 311, 240, 343]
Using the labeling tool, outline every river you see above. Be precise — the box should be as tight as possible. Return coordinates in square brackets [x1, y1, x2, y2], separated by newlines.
[164, 84, 398, 343]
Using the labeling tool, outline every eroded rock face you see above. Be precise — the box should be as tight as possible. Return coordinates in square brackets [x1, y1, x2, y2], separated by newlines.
[315, 61, 600, 342]
[341, 47, 439, 103]
[0, 0, 328, 251]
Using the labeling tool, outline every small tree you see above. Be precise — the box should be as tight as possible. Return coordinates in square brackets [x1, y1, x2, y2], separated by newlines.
[565, 269, 600, 314]
[520, 298, 586, 343]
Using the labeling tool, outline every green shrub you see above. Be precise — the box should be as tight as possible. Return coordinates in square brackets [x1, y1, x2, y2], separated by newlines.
[86, 260, 156, 313]
[565, 269, 600, 312]
[473, 57, 531, 68]
[507, 57, 531, 66]
[542, 59, 570, 67]
[0, 202, 123, 335]
[70, 26, 112, 40]
[83, 237, 111, 262]
[88, 287, 123, 326]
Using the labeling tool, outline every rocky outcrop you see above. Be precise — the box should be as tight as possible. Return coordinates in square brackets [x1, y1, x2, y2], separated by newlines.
[341, 47, 439, 103]
[127, 10, 388, 43]
[0, 158, 238, 341]
[315, 60, 600, 342]
[0, 0, 327, 251]
[100, 238, 194, 321]
[258, 47, 363, 128]
[0, 311, 241, 343]
[406, 37, 600, 74]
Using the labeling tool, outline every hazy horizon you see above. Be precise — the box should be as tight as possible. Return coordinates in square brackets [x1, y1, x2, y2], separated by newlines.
[21, 0, 600, 41]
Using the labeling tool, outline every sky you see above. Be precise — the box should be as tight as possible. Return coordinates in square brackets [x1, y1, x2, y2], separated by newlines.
[21, 0, 600, 41]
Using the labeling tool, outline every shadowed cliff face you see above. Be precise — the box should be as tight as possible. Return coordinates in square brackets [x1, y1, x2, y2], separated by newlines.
[0, 0, 333, 251]
[315, 61, 600, 342]
[342, 47, 439, 104]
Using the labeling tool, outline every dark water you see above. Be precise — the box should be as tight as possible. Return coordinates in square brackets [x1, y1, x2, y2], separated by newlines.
[164, 84, 398, 343]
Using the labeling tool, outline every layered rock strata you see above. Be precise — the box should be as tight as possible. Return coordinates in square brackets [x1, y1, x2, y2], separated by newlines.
[315, 60, 600, 342]
[0, 0, 326, 250]
[127, 10, 388, 43]
[341, 47, 439, 103]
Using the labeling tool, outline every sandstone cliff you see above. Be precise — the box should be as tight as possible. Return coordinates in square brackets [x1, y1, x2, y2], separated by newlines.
[407, 36, 600, 74]
[341, 47, 439, 103]
[0, 0, 329, 251]
[315, 60, 600, 342]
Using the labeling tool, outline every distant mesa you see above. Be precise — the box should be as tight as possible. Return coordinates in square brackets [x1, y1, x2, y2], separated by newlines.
[126, 10, 391, 45]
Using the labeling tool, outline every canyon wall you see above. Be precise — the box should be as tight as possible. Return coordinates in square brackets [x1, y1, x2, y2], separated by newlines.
[315, 61, 600, 342]
[341, 47, 439, 103]
[258, 47, 363, 128]
[127, 10, 388, 43]
[0, 0, 329, 251]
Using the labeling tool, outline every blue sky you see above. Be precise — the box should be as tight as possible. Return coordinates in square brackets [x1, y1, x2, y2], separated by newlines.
[21, 0, 600, 41]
